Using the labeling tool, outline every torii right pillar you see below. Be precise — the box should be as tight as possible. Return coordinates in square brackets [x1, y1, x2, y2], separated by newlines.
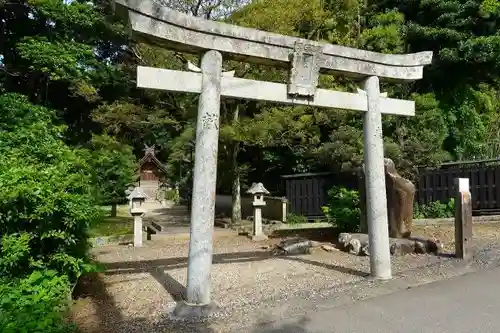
[362, 76, 392, 280]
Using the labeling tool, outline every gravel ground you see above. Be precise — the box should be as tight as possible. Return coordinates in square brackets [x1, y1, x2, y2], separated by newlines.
[72, 224, 500, 333]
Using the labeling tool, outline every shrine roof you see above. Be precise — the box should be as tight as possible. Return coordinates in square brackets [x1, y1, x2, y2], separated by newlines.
[139, 145, 167, 173]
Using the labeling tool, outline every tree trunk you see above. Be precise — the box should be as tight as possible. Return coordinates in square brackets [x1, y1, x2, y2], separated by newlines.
[231, 158, 242, 225]
[110, 202, 118, 217]
[230, 105, 242, 225]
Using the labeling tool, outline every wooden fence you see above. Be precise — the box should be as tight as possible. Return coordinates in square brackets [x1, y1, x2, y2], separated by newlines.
[418, 161, 500, 215]
[281, 171, 359, 219]
[282, 160, 500, 218]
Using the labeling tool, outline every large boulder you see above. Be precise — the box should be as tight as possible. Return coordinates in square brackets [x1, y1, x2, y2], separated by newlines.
[359, 158, 415, 238]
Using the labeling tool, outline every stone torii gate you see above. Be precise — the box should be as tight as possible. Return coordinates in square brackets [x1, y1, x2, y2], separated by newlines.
[114, 0, 433, 317]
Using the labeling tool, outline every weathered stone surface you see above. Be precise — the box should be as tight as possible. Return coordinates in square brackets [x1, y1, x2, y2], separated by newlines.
[338, 232, 353, 250]
[272, 238, 313, 256]
[337, 233, 442, 257]
[246, 183, 269, 241]
[338, 233, 368, 256]
[136, 67, 416, 116]
[359, 158, 416, 239]
[114, 0, 433, 82]
[127, 186, 148, 201]
[185, 50, 223, 306]
[385, 158, 416, 238]
[390, 241, 415, 257]
[362, 76, 392, 278]
[348, 238, 361, 255]
[172, 300, 219, 320]
[361, 242, 370, 256]
[414, 241, 426, 254]
[288, 41, 322, 96]
[246, 182, 270, 195]
[410, 236, 444, 255]
[455, 178, 473, 260]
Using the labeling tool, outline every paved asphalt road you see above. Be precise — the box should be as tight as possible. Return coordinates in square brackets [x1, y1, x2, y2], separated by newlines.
[254, 266, 500, 333]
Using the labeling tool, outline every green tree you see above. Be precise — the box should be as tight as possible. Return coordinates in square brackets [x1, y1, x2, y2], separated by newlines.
[368, 0, 500, 160]
[0, 0, 126, 144]
[88, 134, 138, 217]
[0, 93, 99, 280]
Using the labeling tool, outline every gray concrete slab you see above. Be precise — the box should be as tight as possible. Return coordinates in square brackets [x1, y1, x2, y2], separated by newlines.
[248, 266, 500, 333]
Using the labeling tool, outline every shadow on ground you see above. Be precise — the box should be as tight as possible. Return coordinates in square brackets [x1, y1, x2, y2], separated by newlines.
[270, 228, 338, 242]
[73, 250, 366, 332]
[73, 270, 313, 333]
[102, 250, 367, 277]
[73, 273, 217, 333]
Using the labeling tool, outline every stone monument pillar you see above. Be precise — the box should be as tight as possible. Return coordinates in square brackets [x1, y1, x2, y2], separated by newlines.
[455, 178, 473, 260]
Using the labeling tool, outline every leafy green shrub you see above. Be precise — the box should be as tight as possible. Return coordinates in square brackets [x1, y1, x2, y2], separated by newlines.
[321, 186, 360, 232]
[413, 198, 455, 219]
[0, 93, 99, 332]
[0, 270, 77, 333]
[165, 188, 180, 203]
[0, 94, 99, 281]
[286, 213, 308, 224]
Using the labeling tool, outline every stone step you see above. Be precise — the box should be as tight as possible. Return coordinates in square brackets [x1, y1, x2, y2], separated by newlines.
[145, 223, 191, 240]
[168, 205, 189, 212]
[151, 221, 164, 231]
[146, 223, 160, 234]
[146, 223, 235, 241]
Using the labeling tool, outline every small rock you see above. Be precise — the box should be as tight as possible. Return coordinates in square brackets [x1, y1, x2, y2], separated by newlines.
[272, 237, 313, 255]
[361, 243, 370, 256]
[390, 242, 415, 256]
[338, 232, 351, 243]
[435, 239, 444, 254]
[349, 238, 361, 255]
[95, 237, 105, 246]
[321, 244, 337, 252]
[338, 233, 352, 249]
[415, 241, 426, 254]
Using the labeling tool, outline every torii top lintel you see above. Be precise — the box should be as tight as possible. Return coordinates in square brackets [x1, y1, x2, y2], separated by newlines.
[113, 0, 432, 84]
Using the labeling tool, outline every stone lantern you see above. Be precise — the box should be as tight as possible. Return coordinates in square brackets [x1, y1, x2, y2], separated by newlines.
[125, 185, 136, 208]
[246, 182, 270, 241]
[127, 187, 148, 247]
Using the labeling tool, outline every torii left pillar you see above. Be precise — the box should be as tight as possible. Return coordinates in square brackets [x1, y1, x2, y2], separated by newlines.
[174, 50, 222, 317]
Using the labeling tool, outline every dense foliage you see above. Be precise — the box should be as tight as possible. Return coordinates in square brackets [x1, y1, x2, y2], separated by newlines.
[0, 93, 99, 279]
[0, 93, 99, 332]
[322, 186, 456, 231]
[414, 199, 456, 219]
[0, 1, 131, 330]
[322, 186, 361, 232]
[0, 268, 76, 333]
